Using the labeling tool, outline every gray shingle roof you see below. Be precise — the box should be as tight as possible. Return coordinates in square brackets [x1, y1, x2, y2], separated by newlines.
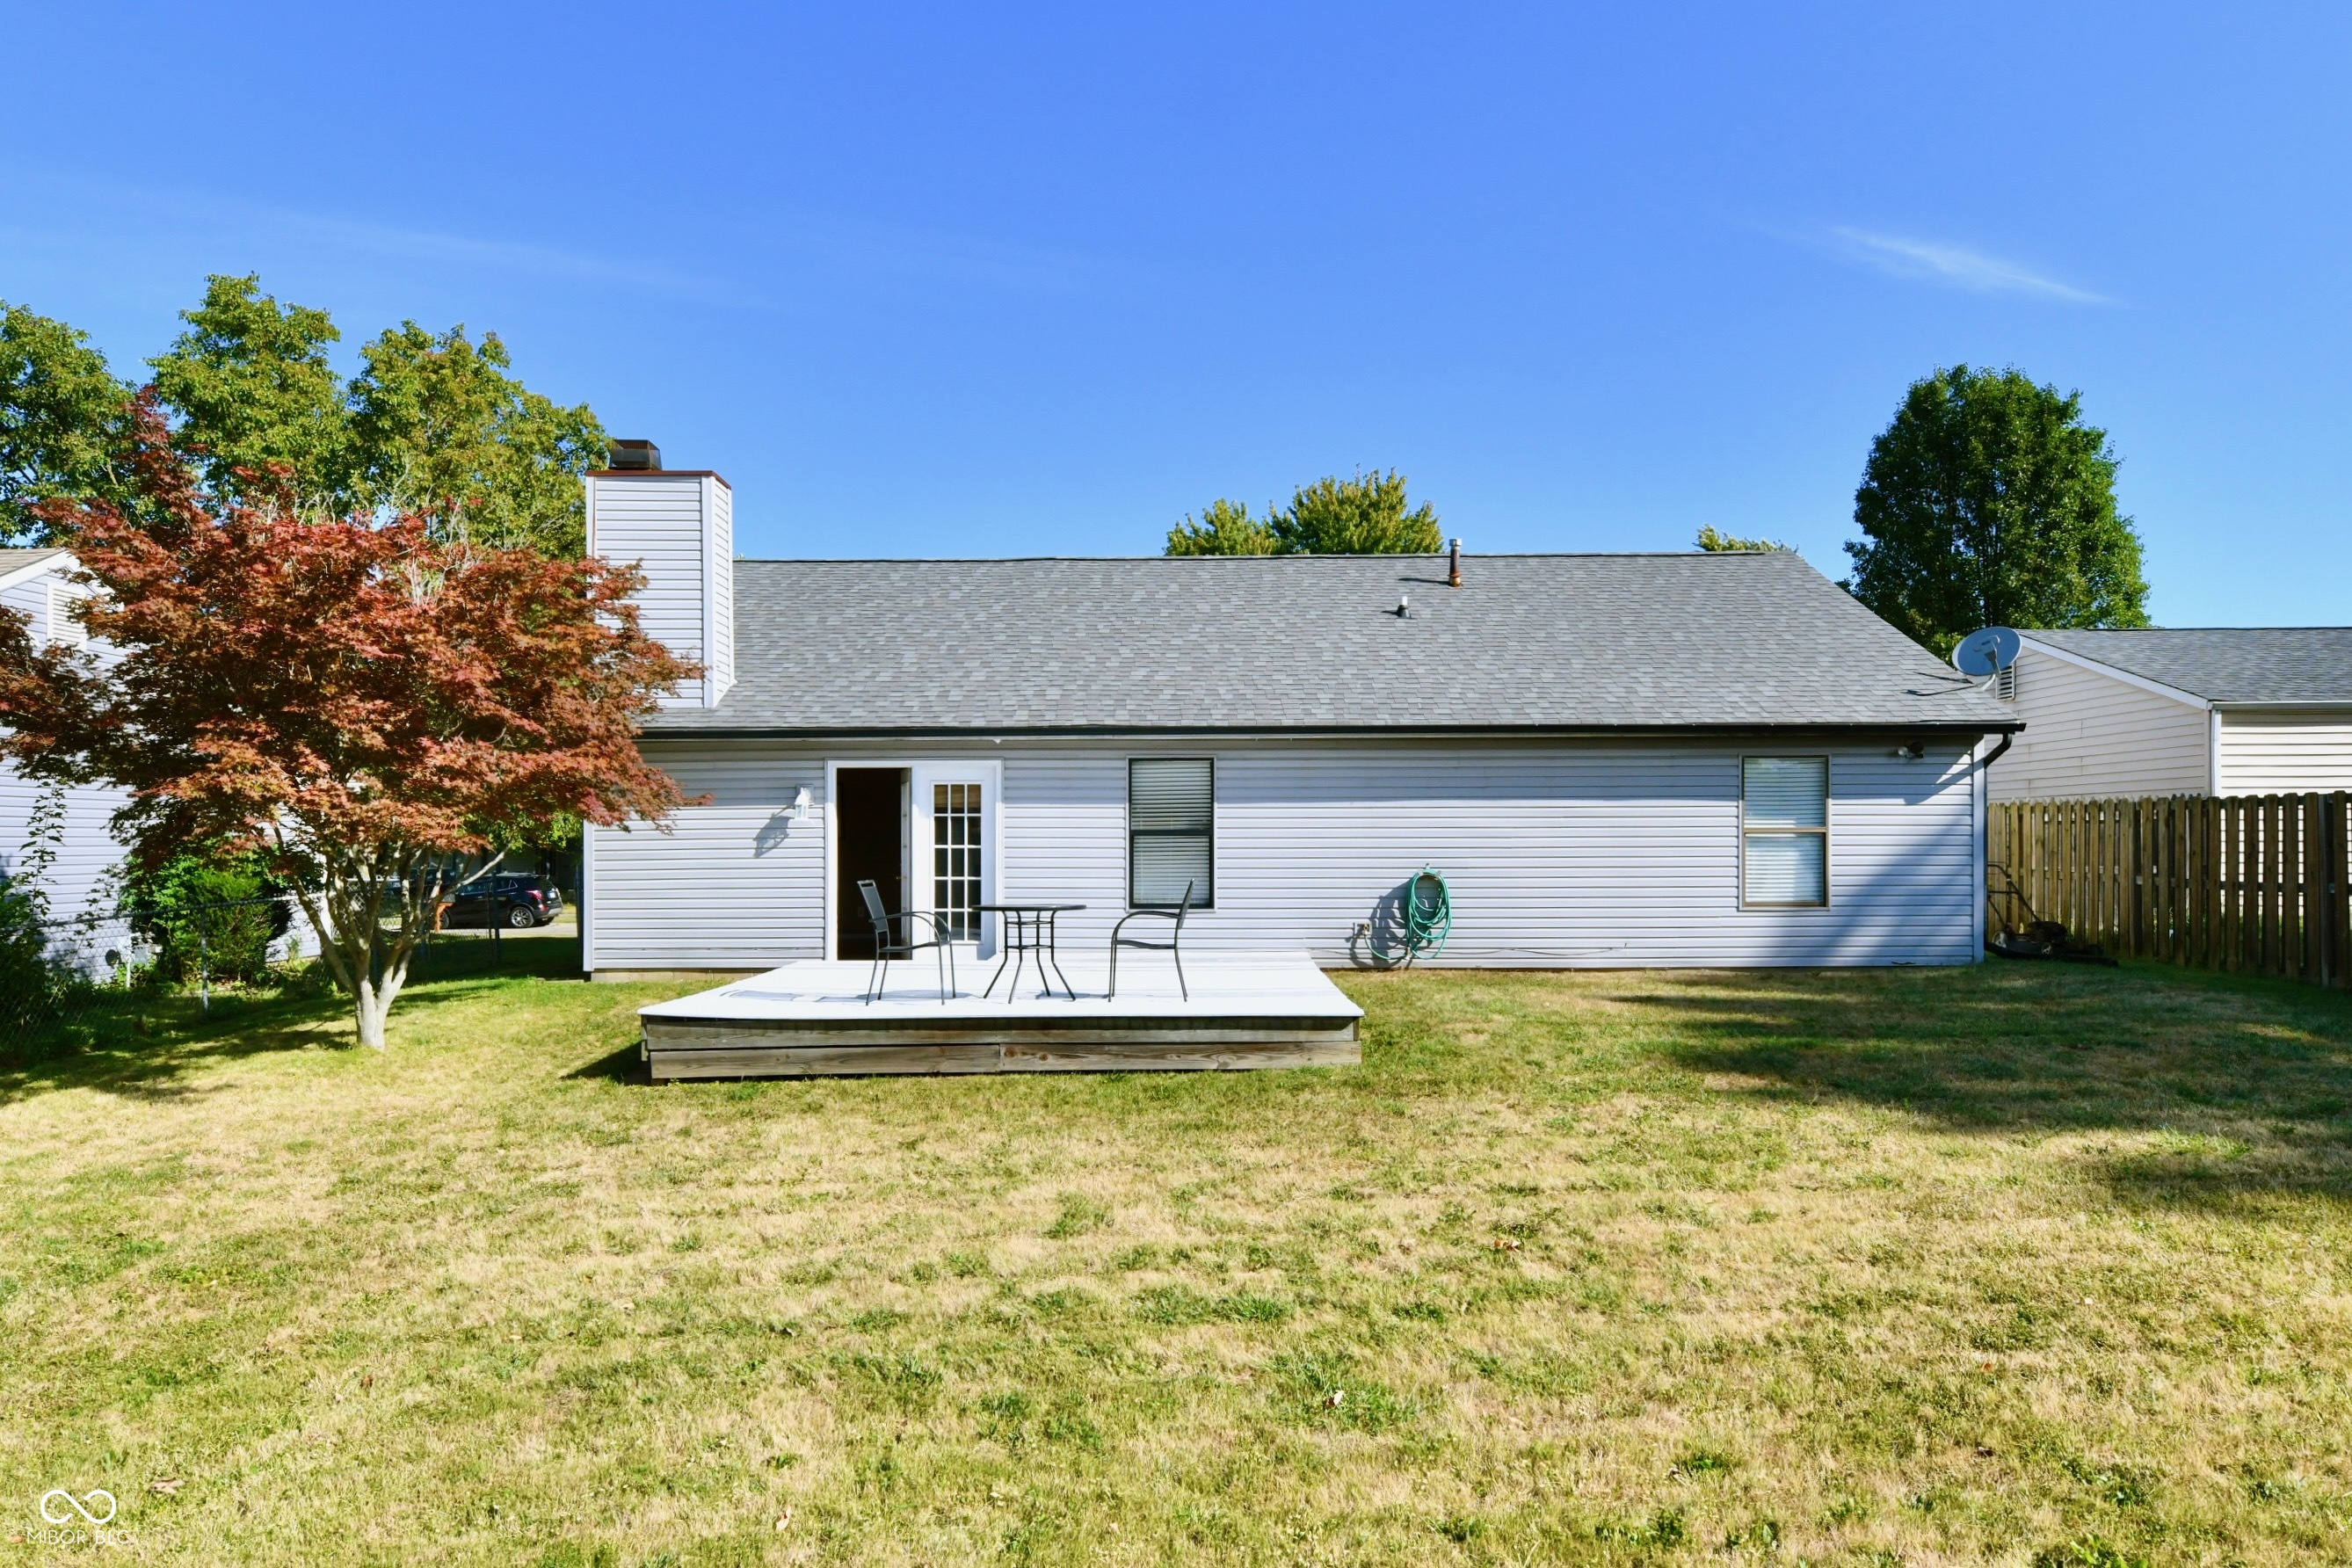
[644, 551, 2014, 736]
[2025, 628, 2352, 706]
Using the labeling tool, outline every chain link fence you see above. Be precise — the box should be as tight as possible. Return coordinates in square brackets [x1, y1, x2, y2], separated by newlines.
[0, 890, 546, 1065]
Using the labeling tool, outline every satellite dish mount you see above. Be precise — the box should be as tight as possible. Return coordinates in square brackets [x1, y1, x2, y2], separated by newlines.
[1951, 626, 2022, 686]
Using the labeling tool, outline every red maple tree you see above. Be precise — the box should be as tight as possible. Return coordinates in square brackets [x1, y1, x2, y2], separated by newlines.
[0, 395, 697, 1046]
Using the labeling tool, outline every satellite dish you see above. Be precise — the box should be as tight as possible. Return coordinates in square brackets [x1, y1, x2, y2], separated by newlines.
[1951, 626, 2022, 678]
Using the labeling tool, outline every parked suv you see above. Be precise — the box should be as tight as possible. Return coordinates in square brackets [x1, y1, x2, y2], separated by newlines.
[442, 873, 565, 930]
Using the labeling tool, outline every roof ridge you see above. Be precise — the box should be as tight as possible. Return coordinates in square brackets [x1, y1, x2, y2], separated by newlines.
[731, 550, 1792, 565]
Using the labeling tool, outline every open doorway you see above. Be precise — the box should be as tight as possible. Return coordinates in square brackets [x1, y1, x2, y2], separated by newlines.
[834, 767, 909, 960]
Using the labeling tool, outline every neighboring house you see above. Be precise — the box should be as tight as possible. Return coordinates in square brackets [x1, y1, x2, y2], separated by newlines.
[580, 462, 2020, 979]
[1991, 628, 2352, 802]
[0, 548, 131, 964]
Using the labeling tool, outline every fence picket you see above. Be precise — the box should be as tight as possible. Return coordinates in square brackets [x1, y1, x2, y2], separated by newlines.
[2333, 795, 2350, 987]
[2289, 796, 2306, 979]
[2264, 796, 2276, 971]
[2173, 799, 2192, 968]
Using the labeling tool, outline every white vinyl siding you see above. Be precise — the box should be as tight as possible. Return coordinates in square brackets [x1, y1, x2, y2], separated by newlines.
[1991, 645, 2210, 801]
[584, 745, 829, 969]
[0, 567, 54, 647]
[2216, 710, 2352, 794]
[0, 559, 128, 963]
[706, 478, 734, 701]
[1129, 758, 1212, 908]
[0, 762, 127, 930]
[1741, 756, 1828, 906]
[586, 473, 731, 709]
[587, 736, 1982, 972]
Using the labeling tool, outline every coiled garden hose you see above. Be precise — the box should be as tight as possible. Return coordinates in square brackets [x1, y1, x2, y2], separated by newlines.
[1398, 867, 1451, 965]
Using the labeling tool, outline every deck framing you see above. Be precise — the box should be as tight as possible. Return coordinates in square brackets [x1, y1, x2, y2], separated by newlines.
[635, 953, 1361, 1080]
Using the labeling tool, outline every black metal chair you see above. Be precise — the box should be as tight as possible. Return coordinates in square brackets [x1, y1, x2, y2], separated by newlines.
[857, 879, 955, 1004]
[1107, 880, 1194, 1001]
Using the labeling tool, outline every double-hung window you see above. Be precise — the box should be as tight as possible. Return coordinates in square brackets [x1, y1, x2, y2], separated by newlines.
[1129, 758, 1213, 909]
[1741, 756, 1828, 907]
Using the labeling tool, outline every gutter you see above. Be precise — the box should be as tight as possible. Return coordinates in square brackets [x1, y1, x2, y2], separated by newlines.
[2207, 700, 2352, 711]
[635, 720, 2028, 744]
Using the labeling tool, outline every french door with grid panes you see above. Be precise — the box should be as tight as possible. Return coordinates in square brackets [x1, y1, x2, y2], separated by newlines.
[911, 764, 995, 955]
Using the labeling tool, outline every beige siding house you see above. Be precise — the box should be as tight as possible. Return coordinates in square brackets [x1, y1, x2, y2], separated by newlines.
[1993, 629, 2352, 801]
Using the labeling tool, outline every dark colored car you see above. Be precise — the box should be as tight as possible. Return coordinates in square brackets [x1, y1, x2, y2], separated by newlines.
[442, 873, 565, 930]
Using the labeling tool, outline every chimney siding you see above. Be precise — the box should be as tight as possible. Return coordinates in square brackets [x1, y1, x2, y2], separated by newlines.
[585, 471, 734, 709]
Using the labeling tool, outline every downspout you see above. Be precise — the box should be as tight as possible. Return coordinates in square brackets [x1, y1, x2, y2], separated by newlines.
[1973, 730, 2015, 964]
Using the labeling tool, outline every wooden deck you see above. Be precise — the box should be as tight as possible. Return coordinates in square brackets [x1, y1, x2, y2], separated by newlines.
[636, 950, 1362, 1079]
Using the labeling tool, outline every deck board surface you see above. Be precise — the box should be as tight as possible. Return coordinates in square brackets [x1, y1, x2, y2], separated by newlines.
[638, 951, 1361, 1078]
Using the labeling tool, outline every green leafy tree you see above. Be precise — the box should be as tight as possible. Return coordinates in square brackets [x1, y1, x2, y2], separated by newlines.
[146, 273, 606, 554]
[1695, 526, 1789, 552]
[149, 274, 349, 508]
[1165, 497, 1277, 555]
[1276, 471, 1441, 554]
[348, 323, 606, 555]
[1164, 469, 1441, 555]
[1843, 365, 2149, 653]
[0, 302, 135, 544]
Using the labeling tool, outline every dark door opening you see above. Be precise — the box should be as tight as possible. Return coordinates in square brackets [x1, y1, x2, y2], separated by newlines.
[835, 767, 909, 960]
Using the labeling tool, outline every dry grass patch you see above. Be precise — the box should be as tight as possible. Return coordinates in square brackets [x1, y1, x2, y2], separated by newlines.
[2, 948, 2350, 1564]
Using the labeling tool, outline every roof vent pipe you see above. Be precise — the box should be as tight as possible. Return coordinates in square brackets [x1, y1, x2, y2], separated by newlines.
[1448, 537, 1461, 588]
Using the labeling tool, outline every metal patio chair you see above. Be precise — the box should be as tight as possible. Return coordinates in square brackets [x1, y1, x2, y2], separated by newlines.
[857, 879, 956, 1003]
[1107, 880, 1194, 1002]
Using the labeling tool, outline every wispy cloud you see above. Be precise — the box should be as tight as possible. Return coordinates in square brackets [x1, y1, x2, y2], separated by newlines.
[1829, 228, 2110, 304]
[0, 169, 765, 308]
[0, 167, 1116, 313]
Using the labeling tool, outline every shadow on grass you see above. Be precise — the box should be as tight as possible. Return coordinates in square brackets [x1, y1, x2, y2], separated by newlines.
[0, 986, 352, 1107]
[1638, 960, 2352, 1206]
[0, 936, 587, 1107]
[566, 1040, 648, 1085]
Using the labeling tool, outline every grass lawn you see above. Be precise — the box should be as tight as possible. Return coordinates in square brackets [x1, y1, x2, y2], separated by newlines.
[4, 948, 2352, 1566]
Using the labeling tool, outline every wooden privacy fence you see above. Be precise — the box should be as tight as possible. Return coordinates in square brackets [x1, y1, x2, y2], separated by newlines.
[1988, 794, 2351, 987]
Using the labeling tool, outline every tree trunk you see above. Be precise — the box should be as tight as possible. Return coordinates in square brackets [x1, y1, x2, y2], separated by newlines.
[284, 842, 495, 1049]
[354, 981, 388, 1050]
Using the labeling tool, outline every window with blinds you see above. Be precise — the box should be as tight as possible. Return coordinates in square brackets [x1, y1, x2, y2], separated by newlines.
[1129, 758, 1213, 908]
[1741, 756, 1828, 906]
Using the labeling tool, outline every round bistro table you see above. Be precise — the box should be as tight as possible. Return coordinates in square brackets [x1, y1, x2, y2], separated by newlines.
[977, 903, 1085, 1001]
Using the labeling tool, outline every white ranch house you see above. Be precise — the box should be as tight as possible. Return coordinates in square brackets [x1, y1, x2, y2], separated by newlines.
[580, 464, 2020, 983]
[1991, 628, 2352, 802]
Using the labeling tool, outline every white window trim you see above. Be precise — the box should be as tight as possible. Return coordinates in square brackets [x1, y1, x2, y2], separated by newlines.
[1739, 754, 1830, 910]
[1127, 756, 1216, 911]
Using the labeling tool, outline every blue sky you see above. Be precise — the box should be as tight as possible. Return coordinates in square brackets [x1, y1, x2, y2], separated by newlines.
[4, 3, 2347, 625]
